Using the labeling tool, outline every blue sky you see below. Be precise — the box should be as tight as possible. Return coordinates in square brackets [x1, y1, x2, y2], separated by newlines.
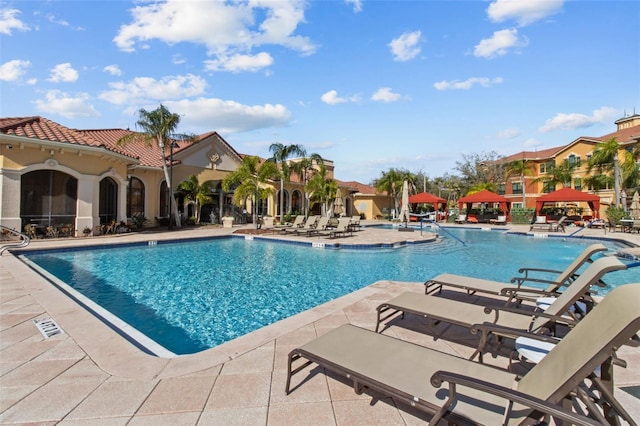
[1, 0, 639, 184]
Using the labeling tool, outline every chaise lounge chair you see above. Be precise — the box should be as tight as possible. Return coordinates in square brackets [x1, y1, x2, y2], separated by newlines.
[286, 283, 640, 425]
[530, 215, 567, 233]
[425, 243, 608, 299]
[298, 216, 329, 237]
[282, 215, 317, 234]
[318, 217, 353, 239]
[272, 215, 304, 233]
[376, 256, 626, 360]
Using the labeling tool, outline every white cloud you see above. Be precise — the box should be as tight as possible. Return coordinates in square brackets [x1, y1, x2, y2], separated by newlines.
[388, 30, 422, 62]
[165, 98, 291, 134]
[172, 54, 186, 65]
[523, 138, 543, 148]
[0, 8, 30, 35]
[433, 77, 503, 90]
[320, 90, 359, 105]
[0, 59, 31, 82]
[34, 90, 100, 118]
[99, 74, 207, 105]
[474, 28, 527, 58]
[344, 0, 363, 13]
[539, 107, 619, 133]
[496, 128, 521, 139]
[371, 87, 401, 103]
[204, 52, 274, 73]
[487, 0, 564, 26]
[48, 63, 79, 82]
[103, 64, 122, 76]
[114, 0, 316, 71]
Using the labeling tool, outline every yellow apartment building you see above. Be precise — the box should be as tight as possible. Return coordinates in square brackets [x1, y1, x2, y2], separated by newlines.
[499, 114, 640, 218]
[0, 116, 362, 236]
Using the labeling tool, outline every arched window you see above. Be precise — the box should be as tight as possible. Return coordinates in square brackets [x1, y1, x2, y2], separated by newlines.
[21, 170, 78, 228]
[276, 190, 290, 216]
[99, 177, 118, 224]
[159, 181, 169, 217]
[127, 176, 145, 217]
[291, 190, 302, 213]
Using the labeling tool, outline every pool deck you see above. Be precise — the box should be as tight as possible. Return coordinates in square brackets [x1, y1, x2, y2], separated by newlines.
[1, 221, 639, 424]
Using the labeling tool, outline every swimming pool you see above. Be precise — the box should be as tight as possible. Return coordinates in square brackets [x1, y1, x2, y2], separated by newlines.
[20, 228, 640, 355]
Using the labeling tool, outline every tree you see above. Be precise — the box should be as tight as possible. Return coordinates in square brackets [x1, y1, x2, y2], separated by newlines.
[222, 156, 280, 229]
[306, 164, 338, 217]
[177, 175, 214, 224]
[372, 168, 417, 218]
[587, 137, 622, 206]
[269, 143, 305, 224]
[290, 152, 323, 217]
[454, 151, 504, 195]
[505, 159, 534, 206]
[533, 161, 577, 192]
[118, 104, 196, 228]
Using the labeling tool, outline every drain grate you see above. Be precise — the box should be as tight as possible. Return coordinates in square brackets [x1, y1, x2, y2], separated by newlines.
[33, 317, 64, 338]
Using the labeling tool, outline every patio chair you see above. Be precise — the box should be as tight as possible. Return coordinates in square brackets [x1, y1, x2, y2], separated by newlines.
[286, 283, 640, 425]
[425, 243, 608, 299]
[282, 215, 317, 234]
[376, 256, 626, 361]
[318, 217, 353, 239]
[454, 214, 466, 224]
[549, 216, 568, 233]
[272, 215, 304, 232]
[349, 215, 361, 231]
[298, 216, 329, 237]
[490, 215, 507, 225]
[529, 215, 550, 231]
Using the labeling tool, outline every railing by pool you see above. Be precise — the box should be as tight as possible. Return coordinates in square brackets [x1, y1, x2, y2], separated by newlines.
[0, 225, 30, 254]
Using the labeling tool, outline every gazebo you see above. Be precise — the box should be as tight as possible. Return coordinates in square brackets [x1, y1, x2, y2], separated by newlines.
[408, 192, 448, 221]
[458, 190, 511, 222]
[535, 188, 601, 219]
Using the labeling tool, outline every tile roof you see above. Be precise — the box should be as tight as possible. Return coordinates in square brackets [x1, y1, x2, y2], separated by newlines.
[338, 180, 378, 194]
[589, 124, 640, 144]
[0, 116, 137, 160]
[500, 145, 565, 162]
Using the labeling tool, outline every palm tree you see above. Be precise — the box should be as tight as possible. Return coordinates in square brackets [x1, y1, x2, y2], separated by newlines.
[118, 104, 196, 228]
[290, 152, 323, 217]
[269, 143, 305, 224]
[177, 175, 214, 224]
[587, 137, 622, 207]
[505, 159, 534, 206]
[533, 161, 577, 192]
[222, 156, 280, 229]
[372, 169, 417, 218]
[306, 164, 338, 217]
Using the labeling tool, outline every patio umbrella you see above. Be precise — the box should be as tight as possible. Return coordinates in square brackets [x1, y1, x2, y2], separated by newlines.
[333, 188, 344, 216]
[399, 180, 411, 225]
[630, 191, 640, 218]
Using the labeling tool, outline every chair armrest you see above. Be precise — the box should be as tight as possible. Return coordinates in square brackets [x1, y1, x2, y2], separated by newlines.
[482, 305, 579, 328]
[429, 371, 602, 426]
[470, 322, 563, 341]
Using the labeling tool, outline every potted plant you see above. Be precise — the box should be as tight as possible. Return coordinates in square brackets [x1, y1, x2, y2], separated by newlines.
[82, 226, 92, 237]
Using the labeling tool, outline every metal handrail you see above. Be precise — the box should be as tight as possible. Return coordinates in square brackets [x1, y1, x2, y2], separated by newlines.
[0, 225, 30, 254]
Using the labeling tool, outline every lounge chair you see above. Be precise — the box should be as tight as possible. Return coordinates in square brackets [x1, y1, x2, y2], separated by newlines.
[489, 215, 507, 225]
[454, 214, 466, 224]
[272, 215, 304, 232]
[286, 283, 640, 425]
[282, 215, 316, 234]
[425, 243, 608, 298]
[376, 256, 626, 360]
[550, 216, 568, 233]
[349, 215, 361, 231]
[318, 217, 353, 239]
[299, 216, 329, 237]
[530, 215, 567, 232]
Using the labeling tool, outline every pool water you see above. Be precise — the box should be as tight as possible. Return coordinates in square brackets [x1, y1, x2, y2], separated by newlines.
[22, 228, 639, 355]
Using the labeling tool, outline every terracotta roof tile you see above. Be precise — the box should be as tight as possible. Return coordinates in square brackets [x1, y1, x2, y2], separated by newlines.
[0, 116, 137, 160]
[589, 124, 640, 144]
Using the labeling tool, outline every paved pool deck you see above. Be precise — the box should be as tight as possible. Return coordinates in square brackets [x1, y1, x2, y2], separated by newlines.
[1, 221, 639, 425]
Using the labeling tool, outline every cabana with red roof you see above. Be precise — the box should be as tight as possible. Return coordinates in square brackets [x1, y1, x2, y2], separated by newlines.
[408, 192, 448, 222]
[535, 188, 601, 218]
[458, 190, 511, 223]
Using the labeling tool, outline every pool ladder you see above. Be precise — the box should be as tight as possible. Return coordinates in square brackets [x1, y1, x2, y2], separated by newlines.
[0, 225, 31, 254]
